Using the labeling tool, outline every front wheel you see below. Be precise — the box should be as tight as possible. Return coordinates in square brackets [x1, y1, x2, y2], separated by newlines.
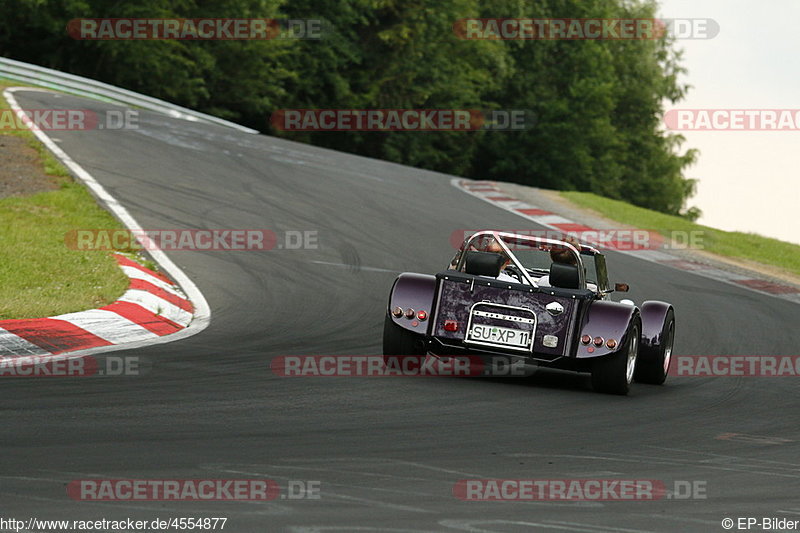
[591, 317, 641, 395]
[635, 309, 675, 385]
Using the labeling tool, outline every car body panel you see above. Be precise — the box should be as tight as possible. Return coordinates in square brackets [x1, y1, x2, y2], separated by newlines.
[432, 274, 583, 358]
[640, 300, 674, 352]
[575, 300, 639, 358]
[387, 273, 436, 333]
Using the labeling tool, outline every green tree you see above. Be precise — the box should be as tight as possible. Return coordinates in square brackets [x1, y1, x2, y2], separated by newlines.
[0, 0, 699, 215]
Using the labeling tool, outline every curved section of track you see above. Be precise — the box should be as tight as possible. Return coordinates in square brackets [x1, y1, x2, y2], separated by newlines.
[2, 90, 798, 533]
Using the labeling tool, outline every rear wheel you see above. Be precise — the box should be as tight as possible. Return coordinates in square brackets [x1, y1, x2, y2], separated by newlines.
[591, 317, 640, 395]
[635, 309, 675, 385]
[383, 314, 426, 371]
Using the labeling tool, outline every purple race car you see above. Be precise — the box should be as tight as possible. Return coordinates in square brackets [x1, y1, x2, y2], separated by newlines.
[383, 231, 675, 394]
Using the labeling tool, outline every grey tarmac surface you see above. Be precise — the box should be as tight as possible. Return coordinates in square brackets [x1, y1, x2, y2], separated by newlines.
[2, 90, 799, 533]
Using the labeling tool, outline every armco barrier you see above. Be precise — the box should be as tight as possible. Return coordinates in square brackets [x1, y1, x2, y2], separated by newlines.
[0, 56, 258, 134]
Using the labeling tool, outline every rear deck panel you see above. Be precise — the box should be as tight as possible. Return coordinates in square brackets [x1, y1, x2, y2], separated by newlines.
[433, 276, 583, 357]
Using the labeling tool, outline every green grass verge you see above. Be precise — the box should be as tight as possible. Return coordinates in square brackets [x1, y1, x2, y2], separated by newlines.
[0, 81, 131, 319]
[560, 191, 800, 278]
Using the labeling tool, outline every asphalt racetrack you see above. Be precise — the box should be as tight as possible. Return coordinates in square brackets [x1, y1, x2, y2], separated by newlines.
[2, 90, 799, 532]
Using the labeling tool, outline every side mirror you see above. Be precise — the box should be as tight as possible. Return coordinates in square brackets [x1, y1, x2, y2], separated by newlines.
[614, 282, 630, 292]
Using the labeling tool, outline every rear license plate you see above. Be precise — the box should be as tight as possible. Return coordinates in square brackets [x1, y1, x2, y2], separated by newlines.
[465, 303, 536, 352]
[467, 324, 531, 349]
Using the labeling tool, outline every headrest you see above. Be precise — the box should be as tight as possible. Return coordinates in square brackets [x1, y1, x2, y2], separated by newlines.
[464, 251, 506, 277]
[549, 261, 580, 289]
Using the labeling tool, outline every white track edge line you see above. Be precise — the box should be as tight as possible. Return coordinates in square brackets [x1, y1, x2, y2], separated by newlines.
[4, 87, 211, 357]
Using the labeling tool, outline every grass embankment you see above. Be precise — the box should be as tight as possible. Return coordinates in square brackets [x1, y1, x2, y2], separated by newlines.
[0, 81, 130, 319]
[560, 191, 800, 278]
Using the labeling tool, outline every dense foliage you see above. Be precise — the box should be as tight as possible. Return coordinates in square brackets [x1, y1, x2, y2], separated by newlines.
[0, 0, 699, 217]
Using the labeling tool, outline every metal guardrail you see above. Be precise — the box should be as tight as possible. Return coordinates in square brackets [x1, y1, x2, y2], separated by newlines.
[0, 56, 259, 134]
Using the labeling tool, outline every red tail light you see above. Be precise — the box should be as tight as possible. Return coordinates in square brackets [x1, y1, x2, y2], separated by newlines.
[581, 334, 591, 345]
[444, 320, 458, 332]
[417, 310, 427, 321]
[593, 336, 604, 347]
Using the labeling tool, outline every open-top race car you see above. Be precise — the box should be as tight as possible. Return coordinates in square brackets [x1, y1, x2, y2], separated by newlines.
[383, 231, 675, 394]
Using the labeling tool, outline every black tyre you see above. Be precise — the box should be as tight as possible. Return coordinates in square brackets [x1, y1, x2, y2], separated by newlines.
[591, 317, 641, 395]
[634, 309, 675, 385]
[382, 314, 426, 371]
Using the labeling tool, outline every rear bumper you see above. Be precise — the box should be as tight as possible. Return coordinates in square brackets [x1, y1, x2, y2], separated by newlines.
[426, 337, 595, 374]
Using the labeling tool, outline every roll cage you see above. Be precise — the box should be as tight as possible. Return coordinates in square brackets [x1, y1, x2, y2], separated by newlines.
[451, 231, 609, 293]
